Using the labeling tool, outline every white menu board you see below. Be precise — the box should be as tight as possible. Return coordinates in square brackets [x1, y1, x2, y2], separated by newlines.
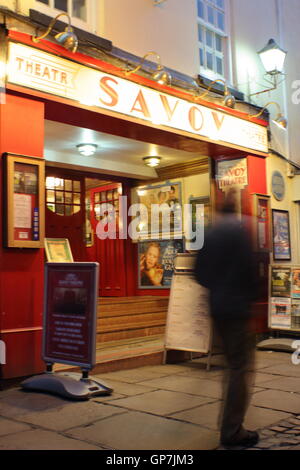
[165, 273, 211, 353]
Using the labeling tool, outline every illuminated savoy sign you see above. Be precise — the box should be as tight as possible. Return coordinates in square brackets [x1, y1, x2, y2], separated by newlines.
[7, 42, 268, 154]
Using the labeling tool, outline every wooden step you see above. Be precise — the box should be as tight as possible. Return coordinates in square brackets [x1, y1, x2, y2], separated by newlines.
[54, 335, 165, 374]
[98, 297, 169, 317]
[97, 311, 166, 332]
[97, 325, 165, 343]
[96, 296, 169, 343]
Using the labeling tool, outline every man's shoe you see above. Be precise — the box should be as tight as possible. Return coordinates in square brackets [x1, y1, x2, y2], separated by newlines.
[221, 430, 259, 448]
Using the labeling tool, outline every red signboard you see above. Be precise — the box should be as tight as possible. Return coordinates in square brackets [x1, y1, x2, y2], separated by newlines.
[43, 263, 99, 369]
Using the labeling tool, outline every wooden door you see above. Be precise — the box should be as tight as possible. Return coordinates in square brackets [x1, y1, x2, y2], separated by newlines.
[90, 183, 126, 297]
[45, 171, 85, 261]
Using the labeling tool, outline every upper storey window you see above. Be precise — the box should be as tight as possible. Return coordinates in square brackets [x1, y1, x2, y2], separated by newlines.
[35, 0, 96, 33]
[197, 0, 229, 79]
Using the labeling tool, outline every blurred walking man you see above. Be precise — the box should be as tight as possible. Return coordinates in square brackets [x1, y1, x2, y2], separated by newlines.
[195, 189, 259, 448]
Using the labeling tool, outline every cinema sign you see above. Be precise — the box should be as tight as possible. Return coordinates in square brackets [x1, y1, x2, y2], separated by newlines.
[7, 42, 268, 154]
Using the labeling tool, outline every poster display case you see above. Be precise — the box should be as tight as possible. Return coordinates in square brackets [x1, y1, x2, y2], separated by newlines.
[252, 194, 271, 252]
[269, 265, 300, 331]
[134, 180, 182, 239]
[272, 209, 291, 261]
[4, 153, 45, 248]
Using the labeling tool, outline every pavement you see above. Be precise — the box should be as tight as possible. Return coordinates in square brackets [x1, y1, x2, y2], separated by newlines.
[1, 349, 300, 451]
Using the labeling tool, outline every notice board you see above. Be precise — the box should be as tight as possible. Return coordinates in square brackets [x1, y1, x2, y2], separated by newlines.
[43, 262, 99, 369]
[269, 264, 300, 332]
[164, 254, 212, 354]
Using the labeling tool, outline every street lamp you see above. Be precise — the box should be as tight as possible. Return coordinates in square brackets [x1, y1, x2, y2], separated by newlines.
[250, 39, 287, 97]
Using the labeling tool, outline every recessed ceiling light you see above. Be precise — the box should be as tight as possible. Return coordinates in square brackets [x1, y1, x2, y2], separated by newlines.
[77, 143, 98, 156]
[143, 156, 162, 167]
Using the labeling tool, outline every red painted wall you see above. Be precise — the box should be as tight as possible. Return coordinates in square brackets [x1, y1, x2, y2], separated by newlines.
[212, 154, 269, 334]
[0, 93, 45, 379]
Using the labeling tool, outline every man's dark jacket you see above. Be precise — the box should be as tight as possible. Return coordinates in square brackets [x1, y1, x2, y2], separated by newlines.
[194, 216, 257, 318]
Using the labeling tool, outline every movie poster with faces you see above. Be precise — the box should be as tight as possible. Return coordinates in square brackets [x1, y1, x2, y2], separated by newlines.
[138, 239, 184, 289]
[135, 181, 182, 237]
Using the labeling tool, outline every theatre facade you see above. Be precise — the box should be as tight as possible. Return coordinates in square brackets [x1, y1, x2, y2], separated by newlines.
[0, 17, 271, 380]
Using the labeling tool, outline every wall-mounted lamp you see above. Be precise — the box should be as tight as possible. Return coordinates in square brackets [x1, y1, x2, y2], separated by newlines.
[250, 39, 287, 97]
[143, 156, 162, 167]
[196, 78, 236, 108]
[77, 144, 98, 156]
[32, 13, 78, 53]
[248, 101, 287, 129]
[124, 51, 171, 86]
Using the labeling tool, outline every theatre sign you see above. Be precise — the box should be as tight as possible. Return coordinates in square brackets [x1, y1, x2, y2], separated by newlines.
[7, 42, 268, 154]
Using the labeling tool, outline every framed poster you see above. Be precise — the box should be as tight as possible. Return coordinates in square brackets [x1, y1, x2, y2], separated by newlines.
[4, 153, 45, 248]
[291, 300, 300, 330]
[271, 266, 291, 298]
[252, 194, 270, 252]
[186, 196, 210, 252]
[45, 238, 74, 262]
[292, 268, 300, 299]
[270, 297, 291, 329]
[135, 181, 182, 238]
[138, 239, 184, 289]
[43, 262, 99, 368]
[272, 210, 291, 261]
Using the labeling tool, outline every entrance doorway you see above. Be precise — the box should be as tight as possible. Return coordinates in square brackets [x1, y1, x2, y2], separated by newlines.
[45, 168, 127, 297]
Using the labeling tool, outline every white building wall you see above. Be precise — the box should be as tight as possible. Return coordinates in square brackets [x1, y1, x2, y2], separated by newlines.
[99, 0, 199, 77]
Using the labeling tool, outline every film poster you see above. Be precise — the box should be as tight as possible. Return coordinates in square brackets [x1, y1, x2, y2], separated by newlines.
[271, 266, 291, 298]
[270, 297, 291, 329]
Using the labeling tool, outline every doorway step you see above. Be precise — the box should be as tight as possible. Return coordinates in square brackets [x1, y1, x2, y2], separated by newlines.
[55, 296, 169, 374]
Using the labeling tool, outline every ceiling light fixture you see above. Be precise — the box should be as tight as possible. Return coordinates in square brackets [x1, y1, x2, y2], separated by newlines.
[197, 78, 236, 108]
[248, 101, 287, 129]
[77, 144, 98, 156]
[32, 13, 78, 53]
[250, 38, 287, 97]
[143, 156, 162, 167]
[124, 51, 171, 86]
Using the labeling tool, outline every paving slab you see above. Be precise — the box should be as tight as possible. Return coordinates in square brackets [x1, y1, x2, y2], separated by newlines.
[66, 410, 219, 450]
[252, 376, 300, 394]
[257, 363, 300, 377]
[0, 429, 102, 450]
[192, 355, 226, 367]
[252, 390, 300, 414]
[140, 364, 198, 375]
[108, 389, 213, 416]
[0, 389, 69, 418]
[0, 417, 32, 437]
[170, 402, 290, 431]
[12, 402, 126, 432]
[254, 373, 280, 385]
[98, 368, 168, 384]
[138, 375, 223, 399]
[176, 366, 223, 380]
[92, 378, 157, 397]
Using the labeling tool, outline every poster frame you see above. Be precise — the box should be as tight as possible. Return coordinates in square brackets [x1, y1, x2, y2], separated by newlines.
[252, 193, 271, 252]
[134, 180, 183, 240]
[272, 209, 291, 261]
[42, 262, 99, 369]
[3, 153, 45, 248]
[138, 238, 184, 289]
[268, 264, 300, 332]
[45, 238, 74, 262]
